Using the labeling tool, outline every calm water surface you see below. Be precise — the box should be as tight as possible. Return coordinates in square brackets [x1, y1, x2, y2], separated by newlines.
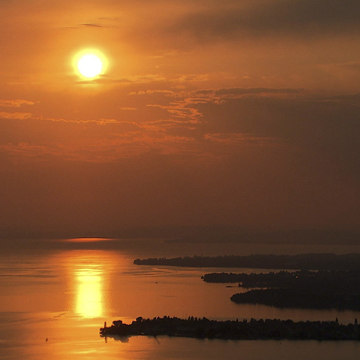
[1, 240, 360, 359]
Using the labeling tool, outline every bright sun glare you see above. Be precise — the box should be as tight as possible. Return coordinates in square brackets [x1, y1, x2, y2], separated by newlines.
[78, 54, 102, 78]
[74, 50, 107, 79]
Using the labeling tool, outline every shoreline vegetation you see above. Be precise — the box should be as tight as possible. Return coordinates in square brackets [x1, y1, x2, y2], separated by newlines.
[133, 253, 360, 270]
[100, 316, 360, 341]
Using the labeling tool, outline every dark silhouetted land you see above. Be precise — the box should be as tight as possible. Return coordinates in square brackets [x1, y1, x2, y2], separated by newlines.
[100, 316, 360, 341]
[134, 253, 360, 270]
[204, 270, 360, 310]
[135, 255, 360, 310]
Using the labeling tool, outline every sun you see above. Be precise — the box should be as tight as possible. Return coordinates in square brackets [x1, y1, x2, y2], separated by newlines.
[78, 54, 102, 78]
[74, 50, 107, 79]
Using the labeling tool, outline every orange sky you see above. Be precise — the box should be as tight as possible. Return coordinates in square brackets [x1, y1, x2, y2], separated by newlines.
[0, 0, 359, 243]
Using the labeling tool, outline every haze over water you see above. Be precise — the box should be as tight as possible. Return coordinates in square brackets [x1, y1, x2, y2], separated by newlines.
[1, 239, 360, 359]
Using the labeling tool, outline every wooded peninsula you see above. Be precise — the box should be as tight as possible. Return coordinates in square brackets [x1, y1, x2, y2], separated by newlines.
[100, 316, 360, 341]
[205, 270, 360, 310]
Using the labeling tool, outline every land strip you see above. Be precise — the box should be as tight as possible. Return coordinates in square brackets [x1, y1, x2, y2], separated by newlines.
[100, 316, 360, 341]
[134, 253, 360, 270]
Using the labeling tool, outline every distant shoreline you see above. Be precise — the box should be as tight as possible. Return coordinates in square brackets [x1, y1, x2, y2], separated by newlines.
[133, 253, 360, 270]
[100, 316, 360, 341]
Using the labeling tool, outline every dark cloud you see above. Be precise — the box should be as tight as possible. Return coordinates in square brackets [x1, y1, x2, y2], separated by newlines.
[169, 0, 360, 41]
[81, 23, 104, 28]
[340, 62, 360, 71]
[194, 94, 360, 176]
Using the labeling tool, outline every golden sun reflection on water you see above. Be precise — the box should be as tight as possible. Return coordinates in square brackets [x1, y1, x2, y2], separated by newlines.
[76, 269, 103, 318]
[63, 250, 117, 319]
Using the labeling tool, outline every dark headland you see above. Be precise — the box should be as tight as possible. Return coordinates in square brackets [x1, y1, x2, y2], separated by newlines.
[203, 270, 360, 311]
[100, 316, 360, 341]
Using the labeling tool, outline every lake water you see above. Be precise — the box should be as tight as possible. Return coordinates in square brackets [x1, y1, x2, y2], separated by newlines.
[1, 239, 360, 359]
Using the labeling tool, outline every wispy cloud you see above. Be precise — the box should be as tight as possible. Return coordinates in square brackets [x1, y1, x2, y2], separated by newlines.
[120, 107, 137, 111]
[35, 116, 142, 128]
[214, 88, 303, 96]
[0, 112, 32, 119]
[146, 102, 202, 124]
[0, 85, 358, 174]
[204, 132, 278, 146]
[193, 88, 304, 102]
[0, 99, 35, 108]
